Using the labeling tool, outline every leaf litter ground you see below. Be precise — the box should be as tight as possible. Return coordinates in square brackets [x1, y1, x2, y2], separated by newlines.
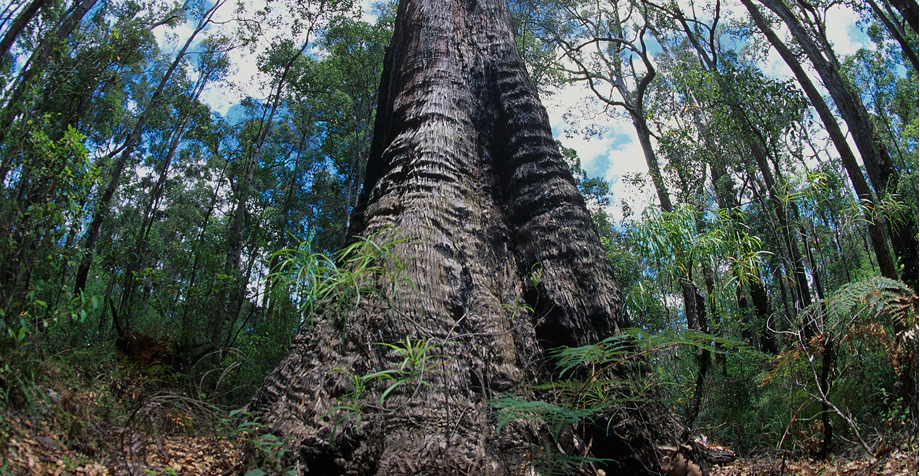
[708, 447, 918, 476]
[2, 412, 249, 475]
[4, 407, 917, 475]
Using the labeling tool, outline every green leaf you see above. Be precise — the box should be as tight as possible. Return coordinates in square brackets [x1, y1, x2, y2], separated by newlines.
[380, 379, 404, 404]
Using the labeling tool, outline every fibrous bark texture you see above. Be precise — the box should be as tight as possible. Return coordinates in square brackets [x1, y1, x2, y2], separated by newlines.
[249, 0, 638, 473]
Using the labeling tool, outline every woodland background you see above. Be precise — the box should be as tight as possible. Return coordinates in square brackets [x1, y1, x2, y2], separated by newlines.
[0, 0, 917, 473]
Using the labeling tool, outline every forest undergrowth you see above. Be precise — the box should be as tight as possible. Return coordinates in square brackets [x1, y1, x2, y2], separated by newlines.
[1, 280, 917, 476]
[1, 357, 917, 475]
[1, 342, 917, 476]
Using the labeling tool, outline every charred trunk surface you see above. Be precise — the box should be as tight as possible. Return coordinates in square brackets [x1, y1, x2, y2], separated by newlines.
[250, 0, 647, 473]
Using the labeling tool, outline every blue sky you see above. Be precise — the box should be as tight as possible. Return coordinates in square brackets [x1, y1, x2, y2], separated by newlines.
[540, 2, 874, 221]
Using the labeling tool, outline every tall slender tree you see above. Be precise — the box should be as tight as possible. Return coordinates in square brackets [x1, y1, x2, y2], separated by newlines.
[740, 0, 898, 281]
[0, 0, 48, 60]
[758, 0, 918, 289]
[73, 0, 227, 296]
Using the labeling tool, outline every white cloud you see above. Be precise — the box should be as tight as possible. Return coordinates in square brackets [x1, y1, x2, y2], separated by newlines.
[545, 83, 653, 222]
[199, 81, 240, 116]
[603, 133, 656, 222]
[151, 16, 195, 57]
[825, 4, 868, 57]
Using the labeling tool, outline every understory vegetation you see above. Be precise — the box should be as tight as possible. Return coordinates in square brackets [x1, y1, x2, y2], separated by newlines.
[1, 0, 917, 473]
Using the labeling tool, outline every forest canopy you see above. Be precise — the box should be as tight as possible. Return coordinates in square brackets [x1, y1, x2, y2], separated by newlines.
[0, 0, 917, 473]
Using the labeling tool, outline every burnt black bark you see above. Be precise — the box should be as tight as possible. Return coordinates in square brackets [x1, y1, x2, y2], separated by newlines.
[249, 0, 669, 473]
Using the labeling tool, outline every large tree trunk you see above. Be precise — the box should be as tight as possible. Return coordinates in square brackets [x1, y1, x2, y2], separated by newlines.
[249, 0, 671, 473]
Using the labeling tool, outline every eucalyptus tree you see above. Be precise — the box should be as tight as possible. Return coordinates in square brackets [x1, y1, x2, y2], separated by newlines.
[255, 104, 325, 326]
[0, 0, 97, 104]
[536, 0, 722, 369]
[112, 36, 232, 331]
[0, 0, 49, 60]
[208, 0, 361, 362]
[0, 0, 157, 329]
[0, 0, 99, 184]
[740, 0, 898, 284]
[842, 32, 918, 201]
[245, 11, 392, 330]
[316, 14, 392, 244]
[249, 0, 674, 471]
[647, 0, 822, 330]
[551, 0, 673, 212]
[74, 0, 228, 296]
[859, 0, 918, 70]
[663, 1, 904, 454]
[881, 0, 919, 32]
[756, 0, 918, 288]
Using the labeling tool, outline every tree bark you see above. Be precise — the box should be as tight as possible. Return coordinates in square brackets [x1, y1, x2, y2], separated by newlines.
[0, 0, 48, 60]
[249, 0, 657, 473]
[889, 0, 919, 33]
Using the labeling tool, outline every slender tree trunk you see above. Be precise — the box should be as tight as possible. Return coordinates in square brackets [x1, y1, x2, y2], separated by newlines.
[819, 336, 836, 458]
[758, 0, 918, 288]
[263, 131, 310, 321]
[671, 20, 816, 329]
[889, 0, 919, 33]
[633, 116, 673, 212]
[760, 0, 895, 194]
[753, 141, 813, 313]
[73, 0, 225, 295]
[866, 0, 918, 70]
[250, 0, 673, 473]
[742, 0, 899, 281]
[654, 28, 780, 352]
[0, 0, 48, 60]
[211, 33, 313, 361]
[2, 0, 96, 110]
[682, 273, 710, 439]
[0, 0, 96, 185]
[214, 156, 253, 361]
[178, 155, 228, 352]
[117, 114, 190, 317]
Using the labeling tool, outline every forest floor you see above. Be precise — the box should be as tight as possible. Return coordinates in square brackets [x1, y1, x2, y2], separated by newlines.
[2, 411, 250, 475]
[708, 447, 918, 476]
[1, 358, 917, 475]
[3, 404, 917, 476]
